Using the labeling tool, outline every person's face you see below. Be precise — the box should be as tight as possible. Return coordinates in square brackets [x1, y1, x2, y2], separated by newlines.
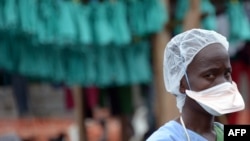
[180, 43, 232, 93]
[180, 43, 232, 114]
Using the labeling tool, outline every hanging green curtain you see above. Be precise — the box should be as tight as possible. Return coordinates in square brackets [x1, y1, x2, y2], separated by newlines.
[107, 1, 131, 45]
[200, 0, 217, 30]
[174, 0, 188, 34]
[96, 46, 112, 86]
[0, 38, 14, 71]
[0, 0, 165, 86]
[174, 0, 216, 34]
[4, 0, 18, 32]
[110, 46, 128, 85]
[0, 1, 5, 29]
[227, 0, 250, 42]
[123, 41, 152, 84]
[91, 2, 113, 46]
[83, 47, 97, 86]
[64, 49, 86, 86]
[127, 0, 146, 36]
[145, 0, 168, 34]
[51, 48, 66, 82]
[72, 3, 93, 46]
[56, 1, 77, 46]
[18, 43, 52, 79]
[133, 41, 152, 83]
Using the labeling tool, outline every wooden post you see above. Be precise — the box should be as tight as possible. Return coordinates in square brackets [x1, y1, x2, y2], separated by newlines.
[152, 0, 180, 128]
[152, 30, 179, 127]
[72, 86, 86, 141]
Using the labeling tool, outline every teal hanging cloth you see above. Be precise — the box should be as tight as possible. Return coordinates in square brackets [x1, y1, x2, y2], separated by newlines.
[8, 37, 20, 72]
[17, 0, 39, 43]
[0, 38, 14, 71]
[123, 43, 138, 84]
[91, 2, 113, 46]
[123, 41, 152, 84]
[110, 46, 127, 86]
[0, 0, 5, 29]
[174, 0, 189, 34]
[46, 0, 61, 45]
[3, 0, 18, 33]
[64, 50, 86, 86]
[127, 1, 146, 36]
[200, 0, 217, 30]
[72, 3, 93, 46]
[84, 47, 97, 86]
[227, 0, 250, 42]
[18, 42, 37, 77]
[133, 41, 152, 83]
[52, 49, 66, 82]
[107, 1, 131, 46]
[36, 0, 50, 44]
[36, 0, 61, 45]
[174, 0, 216, 33]
[56, 1, 77, 46]
[145, 0, 168, 34]
[33, 0, 62, 46]
[16, 40, 51, 79]
[38, 45, 55, 79]
[96, 47, 111, 86]
[19, 45, 52, 79]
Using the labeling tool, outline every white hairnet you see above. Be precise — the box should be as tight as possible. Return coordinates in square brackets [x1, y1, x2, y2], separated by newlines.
[163, 28, 229, 112]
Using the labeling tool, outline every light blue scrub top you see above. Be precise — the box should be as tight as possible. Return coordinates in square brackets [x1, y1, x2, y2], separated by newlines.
[146, 120, 211, 141]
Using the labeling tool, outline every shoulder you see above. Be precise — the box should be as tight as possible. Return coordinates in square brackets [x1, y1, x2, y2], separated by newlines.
[146, 120, 186, 141]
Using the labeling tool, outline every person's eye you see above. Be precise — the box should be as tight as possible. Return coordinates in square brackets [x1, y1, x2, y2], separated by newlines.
[225, 70, 232, 78]
[205, 73, 215, 79]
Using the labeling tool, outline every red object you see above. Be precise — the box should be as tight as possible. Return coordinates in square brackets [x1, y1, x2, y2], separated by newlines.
[228, 60, 250, 124]
[85, 86, 99, 109]
[65, 87, 74, 110]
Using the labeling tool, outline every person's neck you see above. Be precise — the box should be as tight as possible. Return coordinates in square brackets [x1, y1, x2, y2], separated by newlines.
[180, 107, 215, 133]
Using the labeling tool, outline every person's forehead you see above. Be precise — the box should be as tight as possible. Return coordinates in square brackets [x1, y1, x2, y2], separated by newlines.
[188, 43, 230, 69]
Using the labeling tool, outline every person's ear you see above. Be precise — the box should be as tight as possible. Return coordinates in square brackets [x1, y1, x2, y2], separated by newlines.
[179, 78, 186, 94]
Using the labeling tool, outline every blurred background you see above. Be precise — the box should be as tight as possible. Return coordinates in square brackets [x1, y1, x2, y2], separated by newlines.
[0, 0, 250, 141]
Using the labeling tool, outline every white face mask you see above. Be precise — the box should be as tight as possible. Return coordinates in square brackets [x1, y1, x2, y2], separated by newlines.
[185, 81, 245, 116]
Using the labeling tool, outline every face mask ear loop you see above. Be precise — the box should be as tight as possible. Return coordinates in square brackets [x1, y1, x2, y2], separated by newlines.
[180, 116, 191, 141]
[184, 72, 192, 90]
[181, 73, 191, 141]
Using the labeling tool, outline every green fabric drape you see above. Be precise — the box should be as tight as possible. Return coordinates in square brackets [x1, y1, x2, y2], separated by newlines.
[227, 0, 250, 42]
[200, 0, 217, 30]
[0, 0, 168, 86]
[174, 0, 217, 34]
